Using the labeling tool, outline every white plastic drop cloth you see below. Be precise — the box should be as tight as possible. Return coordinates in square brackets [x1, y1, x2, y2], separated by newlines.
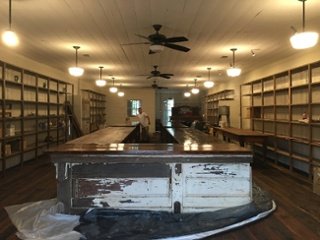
[5, 198, 84, 240]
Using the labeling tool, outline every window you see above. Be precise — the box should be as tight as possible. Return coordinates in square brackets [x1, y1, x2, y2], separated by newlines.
[127, 99, 141, 116]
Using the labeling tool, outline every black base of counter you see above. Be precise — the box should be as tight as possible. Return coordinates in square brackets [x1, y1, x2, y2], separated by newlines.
[75, 183, 275, 240]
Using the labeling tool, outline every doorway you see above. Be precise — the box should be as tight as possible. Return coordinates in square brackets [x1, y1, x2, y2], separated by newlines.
[162, 98, 174, 125]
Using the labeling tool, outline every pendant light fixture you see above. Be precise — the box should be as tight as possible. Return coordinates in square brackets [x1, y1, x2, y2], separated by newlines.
[109, 77, 118, 93]
[226, 48, 241, 77]
[117, 84, 125, 97]
[184, 84, 191, 97]
[191, 79, 199, 94]
[2, 0, 19, 47]
[290, 0, 318, 49]
[68, 46, 84, 77]
[203, 67, 215, 88]
[95, 66, 107, 87]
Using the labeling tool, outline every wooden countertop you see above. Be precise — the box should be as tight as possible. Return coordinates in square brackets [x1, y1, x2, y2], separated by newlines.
[213, 127, 270, 137]
[167, 127, 221, 144]
[67, 126, 136, 144]
[48, 126, 251, 158]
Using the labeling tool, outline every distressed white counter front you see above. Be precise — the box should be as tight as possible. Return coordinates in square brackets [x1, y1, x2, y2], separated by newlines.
[49, 127, 252, 214]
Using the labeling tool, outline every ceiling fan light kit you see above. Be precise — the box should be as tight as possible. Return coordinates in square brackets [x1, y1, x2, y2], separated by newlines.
[132, 24, 190, 54]
[68, 46, 84, 77]
[226, 48, 241, 77]
[145, 65, 174, 79]
[95, 66, 107, 87]
[149, 44, 164, 53]
[2, 0, 19, 47]
[290, 0, 318, 49]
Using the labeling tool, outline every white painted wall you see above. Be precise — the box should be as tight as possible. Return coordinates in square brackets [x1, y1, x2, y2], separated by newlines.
[105, 88, 156, 133]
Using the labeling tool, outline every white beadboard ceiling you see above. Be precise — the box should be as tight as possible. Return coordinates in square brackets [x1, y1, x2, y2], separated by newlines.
[0, 0, 319, 89]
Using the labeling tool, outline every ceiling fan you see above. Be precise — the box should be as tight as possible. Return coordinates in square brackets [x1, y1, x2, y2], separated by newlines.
[123, 24, 190, 54]
[151, 80, 168, 90]
[142, 65, 174, 79]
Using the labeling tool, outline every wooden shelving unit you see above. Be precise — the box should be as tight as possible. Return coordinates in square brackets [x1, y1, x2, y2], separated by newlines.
[81, 90, 106, 134]
[240, 60, 320, 180]
[0, 61, 74, 174]
[205, 89, 234, 125]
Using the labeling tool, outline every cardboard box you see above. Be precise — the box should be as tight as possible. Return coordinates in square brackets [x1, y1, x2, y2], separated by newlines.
[314, 166, 320, 196]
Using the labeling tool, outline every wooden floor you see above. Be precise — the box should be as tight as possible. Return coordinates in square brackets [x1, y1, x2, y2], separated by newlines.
[0, 157, 319, 240]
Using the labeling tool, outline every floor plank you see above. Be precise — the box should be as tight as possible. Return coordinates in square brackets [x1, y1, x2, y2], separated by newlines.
[0, 158, 319, 240]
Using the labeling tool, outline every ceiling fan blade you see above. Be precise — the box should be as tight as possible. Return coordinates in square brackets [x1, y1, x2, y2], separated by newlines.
[137, 74, 150, 77]
[135, 34, 150, 40]
[159, 75, 171, 79]
[161, 73, 174, 76]
[165, 36, 188, 43]
[121, 42, 149, 46]
[164, 43, 190, 52]
[146, 75, 154, 79]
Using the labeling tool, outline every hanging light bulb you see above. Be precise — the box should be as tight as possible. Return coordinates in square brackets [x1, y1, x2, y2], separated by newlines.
[95, 66, 107, 87]
[203, 67, 215, 88]
[290, 0, 318, 49]
[68, 46, 84, 77]
[191, 79, 199, 94]
[117, 84, 125, 97]
[2, 0, 19, 47]
[109, 77, 118, 93]
[184, 92, 191, 97]
[226, 48, 241, 77]
[184, 84, 191, 97]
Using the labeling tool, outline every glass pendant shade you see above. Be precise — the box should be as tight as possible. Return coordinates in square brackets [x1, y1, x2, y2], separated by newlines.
[203, 67, 214, 88]
[117, 91, 124, 97]
[226, 48, 241, 77]
[191, 78, 199, 94]
[109, 77, 118, 93]
[68, 67, 84, 77]
[95, 66, 106, 87]
[184, 91, 191, 97]
[110, 87, 118, 93]
[69, 46, 84, 77]
[227, 67, 242, 77]
[2, 30, 18, 47]
[290, 32, 319, 49]
[191, 87, 199, 94]
[290, 0, 318, 49]
[96, 79, 106, 87]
